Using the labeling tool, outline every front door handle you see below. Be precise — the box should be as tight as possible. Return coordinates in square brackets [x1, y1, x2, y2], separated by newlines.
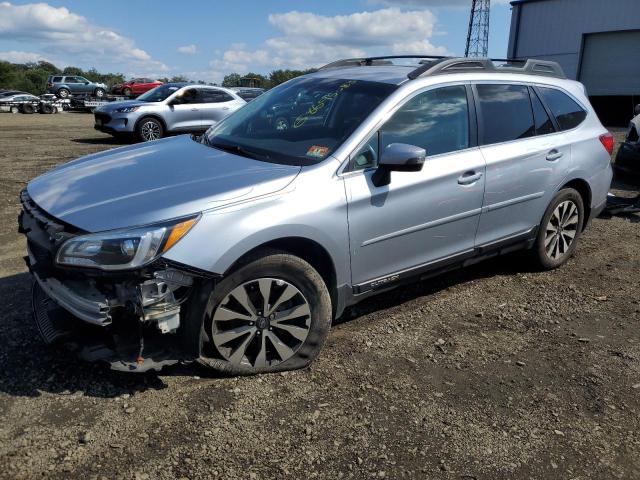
[546, 149, 563, 161]
[191, 108, 199, 111]
[222, 107, 230, 110]
[458, 171, 483, 185]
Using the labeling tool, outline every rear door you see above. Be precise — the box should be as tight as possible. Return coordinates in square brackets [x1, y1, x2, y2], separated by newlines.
[63, 76, 81, 94]
[474, 83, 570, 247]
[198, 88, 244, 128]
[344, 84, 486, 289]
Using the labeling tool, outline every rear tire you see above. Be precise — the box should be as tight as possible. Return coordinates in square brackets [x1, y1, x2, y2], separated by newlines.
[197, 251, 332, 375]
[529, 188, 584, 270]
[136, 117, 163, 142]
[123, 88, 132, 97]
[57, 88, 69, 99]
[9, 106, 19, 114]
[94, 88, 105, 98]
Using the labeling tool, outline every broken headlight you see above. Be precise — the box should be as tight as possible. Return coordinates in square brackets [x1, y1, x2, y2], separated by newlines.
[55, 216, 198, 271]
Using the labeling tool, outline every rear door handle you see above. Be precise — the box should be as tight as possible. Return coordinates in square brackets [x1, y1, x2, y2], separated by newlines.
[222, 107, 230, 110]
[191, 108, 199, 111]
[546, 149, 563, 161]
[458, 171, 483, 185]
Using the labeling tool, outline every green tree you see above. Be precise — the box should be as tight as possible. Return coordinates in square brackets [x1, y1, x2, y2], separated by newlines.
[222, 73, 242, 87]
[268, 69, 315, 87]
[170, 75, 189, 83]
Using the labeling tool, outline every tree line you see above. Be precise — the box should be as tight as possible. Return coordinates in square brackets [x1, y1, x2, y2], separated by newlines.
[0, 60, 315, 95]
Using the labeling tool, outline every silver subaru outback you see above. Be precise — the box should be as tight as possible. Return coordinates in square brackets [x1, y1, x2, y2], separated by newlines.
[94, 83, 246, 142]
[20, 56, 613, 375]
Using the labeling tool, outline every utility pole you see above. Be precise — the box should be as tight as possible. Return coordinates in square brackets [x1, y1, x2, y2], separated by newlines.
[465, 0, 490, 57]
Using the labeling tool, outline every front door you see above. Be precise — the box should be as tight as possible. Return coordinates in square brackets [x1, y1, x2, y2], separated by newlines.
[166, 88, 202, 132]
[344, 85, 486, 290]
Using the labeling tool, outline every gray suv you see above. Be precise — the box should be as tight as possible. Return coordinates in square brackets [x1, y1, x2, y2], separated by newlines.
[47, 75, 107, 98]
[20, 56, 613, 375]
[94, 83, 246, 142]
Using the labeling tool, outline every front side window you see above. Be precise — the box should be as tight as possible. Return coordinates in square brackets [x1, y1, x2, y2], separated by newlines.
[381, 85, 470, 157]
[64, 77, 79, 83]
[204, 77, 396, 166]
[538, 87, 587, 131]
[477, 84, 535, 145]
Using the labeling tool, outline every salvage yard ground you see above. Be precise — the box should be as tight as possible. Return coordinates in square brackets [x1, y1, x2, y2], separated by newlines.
[0, 113, 639, 480]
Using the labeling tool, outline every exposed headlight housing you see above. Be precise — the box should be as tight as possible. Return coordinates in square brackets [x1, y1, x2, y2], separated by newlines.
[115, 106, 140, 113]
[55, 216, 199, 270]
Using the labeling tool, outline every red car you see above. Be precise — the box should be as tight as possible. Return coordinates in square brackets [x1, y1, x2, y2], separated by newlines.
[112, 78, 163, 97]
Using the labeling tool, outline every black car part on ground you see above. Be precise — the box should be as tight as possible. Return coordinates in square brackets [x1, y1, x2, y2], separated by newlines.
[602, 193, 640, 216]
[18, 190, 216, 372]
[614, 141, 640, 183]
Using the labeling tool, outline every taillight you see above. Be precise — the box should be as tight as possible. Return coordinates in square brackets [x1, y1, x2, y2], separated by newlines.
[46, 82, 53, 88]
[599, 132, 614, 156]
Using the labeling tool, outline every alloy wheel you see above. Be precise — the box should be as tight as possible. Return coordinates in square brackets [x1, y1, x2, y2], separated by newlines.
[211, 278, 311, 368]
[140, 121, 161, 141]
[544, 200, 579, 260]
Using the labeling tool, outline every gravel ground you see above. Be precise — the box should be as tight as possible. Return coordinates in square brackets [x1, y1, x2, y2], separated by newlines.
[0, 113, 639, 480]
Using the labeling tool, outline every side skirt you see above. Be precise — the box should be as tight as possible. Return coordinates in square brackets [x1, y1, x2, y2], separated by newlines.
[347, 227, 537, 303]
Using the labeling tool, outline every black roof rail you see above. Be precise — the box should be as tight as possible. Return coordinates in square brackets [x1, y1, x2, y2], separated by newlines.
[410, 57, 566, 79]
[318, 55, 566, 80]
[318, 55, 448, 71]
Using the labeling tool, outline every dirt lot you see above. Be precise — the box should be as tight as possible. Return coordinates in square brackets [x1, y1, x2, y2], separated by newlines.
[0, 113, 639, 480]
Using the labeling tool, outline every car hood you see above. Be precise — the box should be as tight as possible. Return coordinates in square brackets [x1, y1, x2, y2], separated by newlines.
[96, 100, 150, 113]
[27, 135, 301, 232]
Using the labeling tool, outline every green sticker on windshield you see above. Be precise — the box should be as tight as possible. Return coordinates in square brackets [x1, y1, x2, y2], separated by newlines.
[293, 80, 356, 129]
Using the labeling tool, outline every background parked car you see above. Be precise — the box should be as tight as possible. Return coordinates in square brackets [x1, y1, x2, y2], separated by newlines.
[111, 78, 164, 97]
[0, 93, 40, 113]
[0, 90, 28, 98]
[94, 83, 246, 141]
[46, 75, 108, 99]
[230, 87, 266, 102]
[614, 103, 640, 183]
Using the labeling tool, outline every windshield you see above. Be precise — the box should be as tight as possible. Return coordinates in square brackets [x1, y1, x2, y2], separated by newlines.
[138, 84, 182, 103]
[204, 77, 397, 165]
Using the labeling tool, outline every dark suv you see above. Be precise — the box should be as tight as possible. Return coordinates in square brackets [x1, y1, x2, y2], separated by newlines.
[47, 75, 108, 98]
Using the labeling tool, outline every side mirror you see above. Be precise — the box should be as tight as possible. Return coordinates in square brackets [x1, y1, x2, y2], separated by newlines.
[635, 104, 640, 116]
[372, 143, 426, 187]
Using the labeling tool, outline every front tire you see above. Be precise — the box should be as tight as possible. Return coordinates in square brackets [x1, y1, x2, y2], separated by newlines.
[9, 106, 19, 114]
[94, 88, 105, 98]
[123, 88, 132, 97]
[136, 117, 163, 142]
[198, 252, 332, 375]
[530, 188, 584, 270]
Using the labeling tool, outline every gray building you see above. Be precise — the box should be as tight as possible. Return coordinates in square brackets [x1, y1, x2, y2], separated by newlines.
[508, 0, 639, 122]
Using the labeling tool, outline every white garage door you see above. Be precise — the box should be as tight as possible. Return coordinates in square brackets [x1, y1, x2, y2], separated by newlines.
[579, 30, 640, 96]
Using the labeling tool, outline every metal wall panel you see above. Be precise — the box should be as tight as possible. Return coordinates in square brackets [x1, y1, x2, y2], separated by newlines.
[579, 31, 640, 96]
[508, 0, 640, 91]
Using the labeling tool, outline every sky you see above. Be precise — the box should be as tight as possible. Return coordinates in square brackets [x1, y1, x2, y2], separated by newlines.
[0, 0, 514, 83]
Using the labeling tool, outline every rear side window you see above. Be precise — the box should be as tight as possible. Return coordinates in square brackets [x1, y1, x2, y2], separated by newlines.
[538, 87, 587, 131]
[380, 85, 470, 157]
[52, 76, 62, 83]
[199, 89, 234, 103]
[529, 88, 555, 135]
[476, 84, 535, 144]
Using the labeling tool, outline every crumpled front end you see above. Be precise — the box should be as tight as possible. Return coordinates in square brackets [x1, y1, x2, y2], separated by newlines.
[18, 190, 209, 372]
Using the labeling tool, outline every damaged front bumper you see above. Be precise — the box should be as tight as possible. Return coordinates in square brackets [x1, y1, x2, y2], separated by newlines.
[19, 190, 211, 372]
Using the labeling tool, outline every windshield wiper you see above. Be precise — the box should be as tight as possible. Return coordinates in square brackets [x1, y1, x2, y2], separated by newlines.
[207, 141, 269, 161]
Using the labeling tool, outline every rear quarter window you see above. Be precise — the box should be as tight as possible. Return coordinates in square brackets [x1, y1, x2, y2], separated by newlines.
[538, 87, 587, 131]
[52, 76, 62, 82]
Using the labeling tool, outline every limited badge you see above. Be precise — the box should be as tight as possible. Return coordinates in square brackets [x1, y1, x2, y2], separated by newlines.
[306, 145, 329, 158]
